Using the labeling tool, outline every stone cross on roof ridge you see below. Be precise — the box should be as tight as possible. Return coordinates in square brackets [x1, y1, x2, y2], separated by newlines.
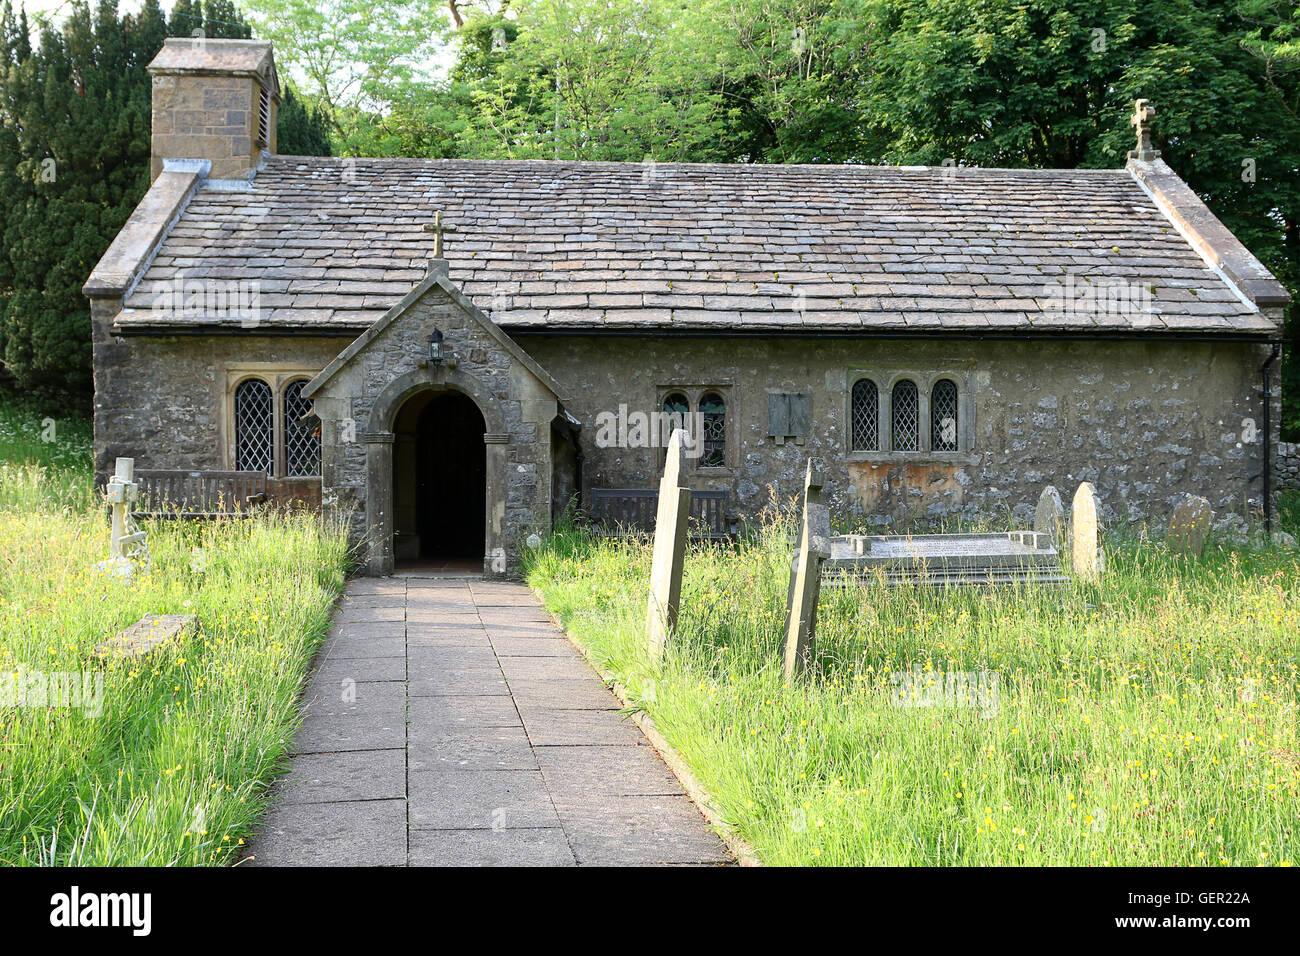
[422, 210, 457, 258]
[1128, 98, 1160, 161]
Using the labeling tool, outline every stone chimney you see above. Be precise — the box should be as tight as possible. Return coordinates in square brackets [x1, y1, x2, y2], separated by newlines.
[147, 38, 280, 183]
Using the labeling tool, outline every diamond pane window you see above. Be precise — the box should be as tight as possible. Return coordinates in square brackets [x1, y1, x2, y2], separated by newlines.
[700, 391, 726, 467]
[891, 379, 919, 451]
[283, 379, 321, 477]
[663, 391, 690, 433]
[851, 378, 879, 451]
[931, 379, 959, 452]
[234, 378, 273, 473]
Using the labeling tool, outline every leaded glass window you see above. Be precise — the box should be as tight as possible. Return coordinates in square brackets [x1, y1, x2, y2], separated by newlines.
[234, 378, 273, 473]
[700, 391, 726, 467]
[283, 379, 321, 477]
[891, 379, 919, 452]
[851, 378, 879, 451]
[663, 391, 690, 434]
[931, 379, 959, 452]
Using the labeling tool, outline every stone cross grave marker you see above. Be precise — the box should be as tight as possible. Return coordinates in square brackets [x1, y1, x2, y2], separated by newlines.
[782, 457, 831, 682]
[1034, 485, 1066, 548]
[1070, 481, 1104, 582]
[97, 457, 148, 578]
[1166, 493, 1213, 557]
[646, 428, 692, 660]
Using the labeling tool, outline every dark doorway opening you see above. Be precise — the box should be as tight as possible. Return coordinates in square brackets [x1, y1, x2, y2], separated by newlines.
[392, 389, 486, 565]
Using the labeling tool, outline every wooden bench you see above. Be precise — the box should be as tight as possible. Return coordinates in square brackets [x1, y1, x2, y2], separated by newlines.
[133, 469, 268, 519]
[589, 488, 729, 538]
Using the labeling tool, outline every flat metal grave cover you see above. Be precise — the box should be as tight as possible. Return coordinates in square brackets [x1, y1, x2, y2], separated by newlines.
[824, 531, 1067, 586]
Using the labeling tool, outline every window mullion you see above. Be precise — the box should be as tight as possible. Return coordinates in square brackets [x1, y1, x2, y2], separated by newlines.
[273, 388, 284, 478]
[919, 385, 932, 453]
[880, 387, 892, 453]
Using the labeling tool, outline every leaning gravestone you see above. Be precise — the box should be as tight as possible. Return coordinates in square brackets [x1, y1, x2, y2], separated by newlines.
[782, 458, 831, 682]
[646, 428, 693, 660]
[1070, 482, 1104, 582]
[1034, 485, 1066, 548]
[1166, 494, 1213, 557]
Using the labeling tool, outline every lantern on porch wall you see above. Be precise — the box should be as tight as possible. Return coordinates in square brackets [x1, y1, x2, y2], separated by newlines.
[428, 328, 445, 367]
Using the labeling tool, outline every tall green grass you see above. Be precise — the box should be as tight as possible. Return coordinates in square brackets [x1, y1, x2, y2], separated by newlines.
[0, 400, 349, 865]
[527, 504, 1300, 866]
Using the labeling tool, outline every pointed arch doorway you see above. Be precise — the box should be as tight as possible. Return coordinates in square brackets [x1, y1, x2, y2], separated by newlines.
[392, 388, 486, 571]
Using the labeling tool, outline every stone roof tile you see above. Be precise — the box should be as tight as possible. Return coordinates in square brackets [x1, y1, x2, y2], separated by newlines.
[119, 156, 1281, 336]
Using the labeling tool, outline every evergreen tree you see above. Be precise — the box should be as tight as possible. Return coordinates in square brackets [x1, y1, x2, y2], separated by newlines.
[277, 84, 333, 156]
[168, 0, 202, 38]
[0, 0, 318, 410]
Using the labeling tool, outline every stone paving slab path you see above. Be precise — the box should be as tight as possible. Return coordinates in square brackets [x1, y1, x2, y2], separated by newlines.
[246, 575, 732, 867]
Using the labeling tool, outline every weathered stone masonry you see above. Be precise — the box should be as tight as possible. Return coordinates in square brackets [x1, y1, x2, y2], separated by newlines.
[1280, 442, 1300, 491]
[520, 334, 1279, 531]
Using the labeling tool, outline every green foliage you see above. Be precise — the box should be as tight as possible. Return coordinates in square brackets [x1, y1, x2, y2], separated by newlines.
[0, 0, 162, 410]
[2, 0, 1298, 429]
[452, 0, 739, 161]
[238, 0, 446, 147]
[0, 1, 323, 413]
[0, 472, 349, 865]
[277, 84, 333, 156]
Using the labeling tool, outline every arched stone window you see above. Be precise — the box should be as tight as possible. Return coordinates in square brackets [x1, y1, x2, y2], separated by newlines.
[851, 378, 879, 451]
[891, 379, 919, 452]
[662, 391, 690, 432]
[283, 378, 321, 477]
[234, 378, 274, 473]
[700, 391, 726, 467]
[931, 378, 959, 452]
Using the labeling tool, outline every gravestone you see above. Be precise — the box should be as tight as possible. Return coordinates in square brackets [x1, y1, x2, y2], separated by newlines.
[1034, 485, 1066, 548]
[1166, 494, 1213, 557]
[826, 530, 1066, 586]
[95, 457, 148, 579]
[1070, 482, 1104, 582]
[95, 613, 196, 659]
[782, 458, 831, 682]
[646, 428, 692, 660]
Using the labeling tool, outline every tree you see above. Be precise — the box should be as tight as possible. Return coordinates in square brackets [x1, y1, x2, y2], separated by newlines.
[237, 0, 446, 144]
[455, 0, 738, 161]
[0, 0, 323, 411]
[278, 83, 334, 155]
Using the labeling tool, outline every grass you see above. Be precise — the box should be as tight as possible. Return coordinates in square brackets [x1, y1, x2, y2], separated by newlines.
[526, 499, 1300, 866]
[0, 398, 350, 865]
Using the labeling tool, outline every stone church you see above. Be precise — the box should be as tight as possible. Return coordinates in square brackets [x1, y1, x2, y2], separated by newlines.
[86, 38, 1288, 576]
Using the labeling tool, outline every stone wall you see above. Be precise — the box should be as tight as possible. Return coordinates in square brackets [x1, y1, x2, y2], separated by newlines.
[518, 334, 1275, 532]
[91, 299, 345, 484]
[93, 292, 1279, 564]
[1280, 442, 1300, 491]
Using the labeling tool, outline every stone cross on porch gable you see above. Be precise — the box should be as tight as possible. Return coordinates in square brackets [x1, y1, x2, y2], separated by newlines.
[1128, 99, 1160, 161]
[422, 210, 457, 259]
